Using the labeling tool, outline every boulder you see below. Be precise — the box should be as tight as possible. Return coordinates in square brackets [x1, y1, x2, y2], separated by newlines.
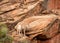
[15, 15, 59, 39]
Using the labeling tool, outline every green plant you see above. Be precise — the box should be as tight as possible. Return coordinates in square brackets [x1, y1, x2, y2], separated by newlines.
[0, 22, 13, 43]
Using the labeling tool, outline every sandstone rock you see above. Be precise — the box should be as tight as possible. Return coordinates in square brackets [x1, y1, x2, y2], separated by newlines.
[26, 15, 59, 39]
[0, 0, 42, 23]
[0, 0, 9, 5]
[40, 34, 60, 43]
[0, 3, 20, 14]
[15, 15, 59, 39]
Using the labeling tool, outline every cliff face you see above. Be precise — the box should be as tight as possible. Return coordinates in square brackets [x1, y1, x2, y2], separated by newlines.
[0, 0, 60, 43]
[47, 0, 60, 10]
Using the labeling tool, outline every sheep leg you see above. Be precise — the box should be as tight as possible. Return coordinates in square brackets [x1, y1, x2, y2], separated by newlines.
[17, 29, 19, 35]
[20, 30, 23, 37]
[17, 29, 21, 36]
[18, 30, 21, 35]
[23, 29, 26, 36]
